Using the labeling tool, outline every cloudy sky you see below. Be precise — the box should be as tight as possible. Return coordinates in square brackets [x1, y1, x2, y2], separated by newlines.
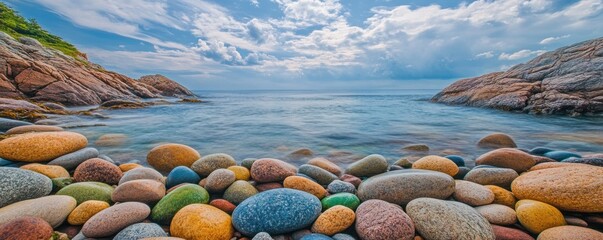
[5, 0, 603, 90]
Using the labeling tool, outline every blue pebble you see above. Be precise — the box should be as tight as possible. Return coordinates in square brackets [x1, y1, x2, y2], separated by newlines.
[444, 155, 465, 167]
[529, 147, 556, 156]
[327, 180, 356, 194]
[332, 233, 356, 240]
[166, 166, 201, 189]
[301, 234, 333, 240]
[543, 151, 581, 161]
[232, 188, 322, 236]
[0, 158, 15, 166]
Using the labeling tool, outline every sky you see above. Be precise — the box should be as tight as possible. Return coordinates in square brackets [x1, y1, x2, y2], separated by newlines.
[4, 0, 603, 90]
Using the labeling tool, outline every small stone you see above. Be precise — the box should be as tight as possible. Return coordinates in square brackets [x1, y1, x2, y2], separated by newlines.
[0, 118, 31, 132]
[464, 167, 518, 188]
[95, 133, 127, 146]
[477, 133, 517, 148]
[191, 153, 236, 177]
[67, 200, 110, 225]
[332, 234, 355, 240]
[537, 225, 603, 240]
[47, 147, 99, 170]
[119, 163, 142, 172]
[298, 164, 339, 185]
[284, 176, 327, 199]
[114, 223, 167, 240]
[311, 205, 355, 236]
[112, 179, 166, 203]
[147, 143, 201, 172]
[394, 158, 413, 168]
[476, 148, 536, 173]
[241, 158, 257, 170]
[444, 155, 466, 167]
[0, 195, 76, 228]
[223, 180, 258, 205]
[321, 192, 360, 211]
[170, 204, 233, 240]
[256, 182, 283, 192]
[453, 180, 494, 206]
[475, 204, 517, 225]
[529, 147, 555, 156]
[20, 163, 69, 178]
[515, 199, 566, 234]
[454, 166, 471, 179]
[253, 232, 274, 240]
[0, 216, 53, 240]
[82, 202, 151, 238]
[6, 125, 63, 134]
[210, 199, 236, 214]
[288, 148, 314, 159]
[166, 166, 201, 189]
[119, 167, 164, 185]
[355, 199, 414, 240]
[327, 180, 355, 194]
[151, 184, 210, 225]
[250, 158, 297, 183]
[403, 144, 429, 151]
[485, 185, 516, 208]
[205, 169, 236, 192]
[0, 132, 88, 162]
[56, 182, 114, 204]
[491, 225, 534, 240]
[300, 233, 333, 240]
[543, 151, 581, 161]
[51, 177, 73, 191]
[564, 216, 588, 227]
[307, 157, 342, 176]
[0, 167, 52, 207]
[412, 155, 459, 176]
[339, 174, 361, 187]
[344, 154, 388, 177]
[228, 165, 251, 180]
[74, 158, 123, 185]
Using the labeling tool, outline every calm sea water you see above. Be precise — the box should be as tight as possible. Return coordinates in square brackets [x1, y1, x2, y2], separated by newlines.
[55, 90, 603, 166]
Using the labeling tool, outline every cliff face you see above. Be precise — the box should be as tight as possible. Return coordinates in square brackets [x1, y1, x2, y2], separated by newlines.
[139, 74, 195, 97]
[0, 32, 193, 106]
[432, 37, 603, 115]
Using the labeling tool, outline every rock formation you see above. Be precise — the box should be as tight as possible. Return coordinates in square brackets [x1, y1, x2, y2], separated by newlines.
[139, 74, 195, 98]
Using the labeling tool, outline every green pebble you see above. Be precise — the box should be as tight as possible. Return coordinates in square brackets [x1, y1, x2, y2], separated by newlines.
[55, 182, 113, 205]
[321, 192, 360, 211]
[51, 177, 73, 191]
[151, 184, 210, 225]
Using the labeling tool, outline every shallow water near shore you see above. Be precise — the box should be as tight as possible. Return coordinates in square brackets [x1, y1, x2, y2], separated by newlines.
[54, 90, 603, 165]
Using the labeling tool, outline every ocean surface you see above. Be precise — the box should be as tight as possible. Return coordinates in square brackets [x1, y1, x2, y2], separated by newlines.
[55, 90, 603, 166]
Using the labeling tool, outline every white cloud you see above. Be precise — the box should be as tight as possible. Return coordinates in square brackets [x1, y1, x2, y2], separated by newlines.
[539, 34, 570, 44]
[475, 51, 495, 59]
[272, 0, 342, 28]
[250, 0, 259, 7]
[193, 39, 244, 65]
[499, 49, 547, 60]
[523, 0, 552, 12]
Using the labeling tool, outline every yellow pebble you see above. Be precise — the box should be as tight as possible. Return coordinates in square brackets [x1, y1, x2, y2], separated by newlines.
[67, 200, 110, 225]
[119, 163, 142, 172]
[515, 199, 566, 234]
[227, 166, 250, 181]
[170, 204, 233, 240]
[412, 155, 459, 176]
[21, 163, 69, 178]
[283, 176, 327, 199]
[486, 185, 516, 208]
[311, 205, 355, 235]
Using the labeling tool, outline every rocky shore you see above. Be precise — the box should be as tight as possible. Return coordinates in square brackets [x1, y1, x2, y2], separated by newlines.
[0, 119, 602, 240]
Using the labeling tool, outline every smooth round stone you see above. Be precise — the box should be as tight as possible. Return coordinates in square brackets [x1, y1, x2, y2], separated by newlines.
[0, 118, 31, 132]
[20, 163, 69, 178]
[51, 177, 73, 191]
[0, 216, 53, 240]
[562, 157, 603, 167]
[299, 164, 339, 186]
[114, 223, 167, 240]
[403, 143, 429, 151]
[253, 232, 274, 240]
[454, 166, 471, 179]
[515, 200, 566, 234]
[355, 199, 414, 240]
[223, 180, 258, 205]
[464, 167, 518, 188]
[344, 154, 388, 178]
[475, 204, 517, 225]
[543, 151, 581, 161]
[453, 180, 495, 206]
[332, 234, 355, 240]
[357, 169, 455, 205]
[119, 163, 142, 172]
[74, 158, 123, 185]
[56, 182, 114, 204]
[147, 143, 201, 172]
[67, 200, 110, 225]
[445, 155, 466, 167]
[327, 180, 355, 194]
[82, 202, 151, 238]
[166, 166, 200, 189]
[191, 153, 236, 177]
[321, 192, 360, 211]
[284, 176, 327, 199]
[530, 147, 555, 156]
[339, 174, 361, 187]
[228, 165, 251, 180]
[491, 225, 534, 240]
[312, 205, 355, 235]
[564, 216, 588, 227]
[6, 125, 63, 134]
[0, 159, 15, 166]
[95, 133, 127, 146]
[250, 158, 297, 183]
[232, 188, 322, 236]
[475, 148, 536, 173]
[511, 166, 603, 212]
[112, 179, 166, 203]
[486, 185, 516, 208]
[205, 169, 236, 192]
[0, 195, 76, 227]
[256, 182, 283, 192]
[307, 157, 342, 176]
[209, 199, 236, 214]
[151, 184, 210, 225]
[0, 131, 88, 162]
[47, 147, 99, 170]
[537, 225, 603, 240]
[241, 158, 257, 170]
[288, 148, 314, 159]
[301, 233, 333, 240]
[119, 167, 164, 185]
[412, 155, 459, 176]
[394, 158, 413, 168]
[170, 204, 233, 240]
[0, 167, 52, 207]
[406, 198, 495, 240]
[477, 133, 517, 148]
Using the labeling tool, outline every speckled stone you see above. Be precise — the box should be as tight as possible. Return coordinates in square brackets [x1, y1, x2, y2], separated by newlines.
[74, 158, 123, 185]
[357, 169, 455, 205]
[327, 180, 355, 194]
[253, 232, 274, 240]
[232, 188, 322, 236]
[241, 158, 257, 170]
[453, 180, 495, 206]
[528, 162, 590, 171]
[255, 182, 283, 192]
[464, 167, 518, 188]
[543, 151, 581, 161]
[475, 148, 536, 173]
[20, 163, 69, 178]
[151, 184, 210, 225]
[119, 163, 142, 172]
[224, 180, 259, 205]
[250, 158, 297, 183]
[119, 167, 164, 185]
[445, 155, 466, 167]
[112, 179, 166, 203]
[205, 169, 236, 192]
[344, 154, 388, 177]
[284, 176, 327, 199]
[228, 165, 251, 180]
[0, 132, 88, 162]
[0, 195, 77, 228]
[403, 144, 430, 151]
[321, 192, 360, 211]
[537, 225, 603, 240]
[114, 223, 167, 240]
[0, 118, 31, 132]
[515, 200, 566, 234]
[311, 205, 355, 235]
[300, 233, 333, 240]
[486, 185, 516, 208]
[210, 199, 236, 214]
[0, 216, 53, 240]
[6, 125, 63, 135]
[56, 182, 114, 204]
[47, 147, 99, 170]
[147, 143, 201, 172]
[170, 204, 233, 240]
[332, 234, 355, 240]
[511, 166, 603, 212]
[67, 200, 110, 225]
[475, 204, 517, 225]
[477, 133, 517, 148]
[412, 155, 459, 176]
[562, 157, 603, 167]
[82, 202, 150, 238]
[51, 177, 73, 191]
[191, 153, 236, 177]
[0, 167, 52, 207]
[355, 199, 414, 240]
[491, 225, 534, 240]
[406, 198, 495, 240]
[394, 158, 413, 168]
[298, 164, 339, 186]
[339, 174, 361, 187]
[307, 157, 342, 176]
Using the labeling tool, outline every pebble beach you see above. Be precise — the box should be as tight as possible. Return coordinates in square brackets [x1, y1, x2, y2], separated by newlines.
[1, 119, 603, 240]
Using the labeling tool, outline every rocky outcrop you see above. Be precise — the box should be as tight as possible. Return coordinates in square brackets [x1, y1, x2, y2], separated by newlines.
[0, 32, 193, 106]
[139, 74, 195, 98]
[432, 37, 603, 115]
